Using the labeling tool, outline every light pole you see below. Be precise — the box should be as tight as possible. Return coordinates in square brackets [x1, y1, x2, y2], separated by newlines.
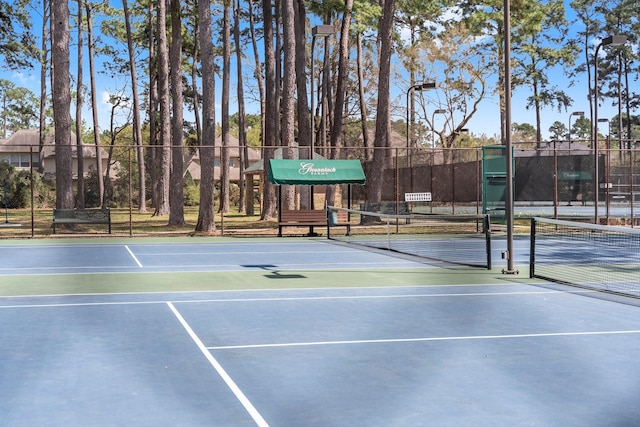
[593, 34, 627, 224]
[405, 82, 436, 193]
[568, 111, 584, 147]
[310, 25, 333, 159]
[566, 111, 585, 206]
[406, 82, 436, 149]
[503, 0, 516, 274]
[598, 117, 611, 145]
[310, 24, 333, 209]
[598, 117, 611, 220]
[431, 109, 446, 147]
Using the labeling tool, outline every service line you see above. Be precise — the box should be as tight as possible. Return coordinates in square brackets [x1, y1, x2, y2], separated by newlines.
[125, 245, 143, 268]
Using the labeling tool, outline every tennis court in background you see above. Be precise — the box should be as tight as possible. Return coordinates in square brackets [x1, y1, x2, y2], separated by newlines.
[1, 237, 640, 426]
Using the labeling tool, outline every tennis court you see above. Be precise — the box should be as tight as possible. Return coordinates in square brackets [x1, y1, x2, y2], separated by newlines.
[1, 237, 639, 426]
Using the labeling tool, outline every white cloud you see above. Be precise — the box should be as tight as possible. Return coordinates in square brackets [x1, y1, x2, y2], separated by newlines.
[101, 91, 112, 105]
[10, 71, 32, 86]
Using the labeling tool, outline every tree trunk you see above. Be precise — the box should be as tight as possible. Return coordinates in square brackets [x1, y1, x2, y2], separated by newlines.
[190, 19, 201, 143]
[191, 59, 201, 143]
[38, 0, 49, 174]
[261, 0, 277, 220]
[234, 0, 248, 214]
[293, 0, 310, 209]
[356, 31, 371, 160]
[169, 0, 185, 225]
[123, 0, 146, 212]
[220, 1, 231, 214]
[52, 0, 74, 209]
[75, 0, 84, 208]
[274, 0, 282, 154]
[148, 0, 159, 210]
[321, 35, 331, 157]
[248, 0, 265, 148]
[85, 3, 104, 206]
[326, 0, 353, 207]
[154, 0, 171, 216]
[195, 0, 216, 232]
[366, 0, 394, 204]
[103, 100, 125, 206]
[280, 0, 296, 211]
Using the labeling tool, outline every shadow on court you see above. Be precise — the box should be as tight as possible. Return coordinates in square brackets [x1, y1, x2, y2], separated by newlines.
[242, 264, 307, 279]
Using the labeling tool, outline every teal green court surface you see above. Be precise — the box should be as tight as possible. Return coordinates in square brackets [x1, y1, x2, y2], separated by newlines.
[1, 237, 640, 426]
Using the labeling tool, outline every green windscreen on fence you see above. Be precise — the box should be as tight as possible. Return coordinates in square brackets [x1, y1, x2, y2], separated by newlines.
[482, 146, 513, 215]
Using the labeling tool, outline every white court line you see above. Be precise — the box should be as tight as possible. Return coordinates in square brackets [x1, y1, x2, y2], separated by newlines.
[127, 249, 358, 256]
[167, 302, 269, 427]
[0, 261, 432, 276]
[153, 288, 598, 305]
[125, 245, 143, 268]
[0, 283, 534, 300]
[0, 287, 598, 309]
[208, 329, 640, 350]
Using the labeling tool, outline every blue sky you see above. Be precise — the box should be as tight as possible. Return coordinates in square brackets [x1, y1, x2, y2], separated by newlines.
[0, 1, 626, 143]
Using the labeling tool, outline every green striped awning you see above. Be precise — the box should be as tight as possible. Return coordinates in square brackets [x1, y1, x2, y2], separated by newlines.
[268, 159, 366, 185]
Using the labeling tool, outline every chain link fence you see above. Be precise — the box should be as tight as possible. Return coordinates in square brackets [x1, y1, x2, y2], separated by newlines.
[2, 141, 640, 237]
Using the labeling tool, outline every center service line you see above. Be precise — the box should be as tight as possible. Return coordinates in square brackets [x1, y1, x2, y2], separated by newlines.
[124, 245, 143, 268]
[167, 302, 269, 427]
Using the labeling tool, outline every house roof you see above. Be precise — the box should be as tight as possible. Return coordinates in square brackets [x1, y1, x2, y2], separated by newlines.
[0, 129, 52, 153]
[1, 129, 262, 162]
[0, 129, 108, 159]
[218, 135, 262, 161]
[185, 163, 246, 181]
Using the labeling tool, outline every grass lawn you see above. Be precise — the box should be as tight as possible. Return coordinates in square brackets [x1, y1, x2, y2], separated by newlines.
[0, 206, 279, 238]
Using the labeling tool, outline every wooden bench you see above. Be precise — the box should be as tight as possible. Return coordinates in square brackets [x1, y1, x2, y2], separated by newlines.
[52, 208, 111, 234]
[278, 209, 350, 237]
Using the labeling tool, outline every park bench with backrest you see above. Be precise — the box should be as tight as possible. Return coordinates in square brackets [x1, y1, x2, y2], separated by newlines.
[278, 209, 350, 237]
[52, 208, 112, 234]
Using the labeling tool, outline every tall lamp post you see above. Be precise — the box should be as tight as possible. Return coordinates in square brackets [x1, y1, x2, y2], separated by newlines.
[310, 25, 333, 158]
[431, 109, 447, 147]
[568, 111, 584, 146]
[405, 82, 436, 193]
[598, 117, 611, 220]
[310, 25, 333, 209]
[503, 0, 516, 274]
[566, 111, 585, 206]
[593, 34, 627, 224]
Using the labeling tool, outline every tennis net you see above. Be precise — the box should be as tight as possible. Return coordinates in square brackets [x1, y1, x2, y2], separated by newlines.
[327, 206, 492, 269]
[530, 217, 640, 298]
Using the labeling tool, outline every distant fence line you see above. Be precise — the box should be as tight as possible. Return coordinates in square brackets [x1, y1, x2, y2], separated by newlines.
[2, 142, 640, 230]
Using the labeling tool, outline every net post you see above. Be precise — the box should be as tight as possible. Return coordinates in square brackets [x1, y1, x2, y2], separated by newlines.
[30, 146, 35, 237]
[485, 214, 492, 270]
[326, 204, 331, 240]
[386, 216, 391, 251]
[529, 217, 536, 278]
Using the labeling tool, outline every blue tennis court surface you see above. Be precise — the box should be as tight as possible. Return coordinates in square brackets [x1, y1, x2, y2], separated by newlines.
[0, 240, 428, 275]
[1, 238, 639, 426]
